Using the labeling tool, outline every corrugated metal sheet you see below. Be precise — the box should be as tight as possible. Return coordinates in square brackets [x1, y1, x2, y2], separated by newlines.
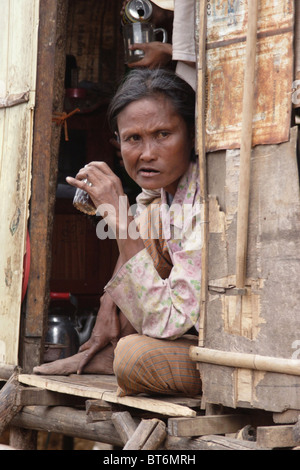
[205, 0, 294, 151]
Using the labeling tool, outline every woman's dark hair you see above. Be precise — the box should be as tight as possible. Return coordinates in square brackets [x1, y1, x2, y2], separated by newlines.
[108, 68, 196, 135]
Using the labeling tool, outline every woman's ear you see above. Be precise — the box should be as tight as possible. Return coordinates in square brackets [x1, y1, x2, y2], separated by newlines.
[115, 131, 120, 143]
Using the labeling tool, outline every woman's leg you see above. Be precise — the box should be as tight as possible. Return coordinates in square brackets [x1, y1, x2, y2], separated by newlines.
[113, 334, 201, 397]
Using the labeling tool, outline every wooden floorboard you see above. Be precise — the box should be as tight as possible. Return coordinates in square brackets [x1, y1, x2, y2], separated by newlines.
[18, 374, 200, 418]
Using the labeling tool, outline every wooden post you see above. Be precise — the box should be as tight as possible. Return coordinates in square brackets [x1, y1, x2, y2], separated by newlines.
[123, 419, 167, 450]
[196, 0, 208, 347]
[0, 372, 22, 437]
[111, 411, 138, 445]
[22, 0, 68, 372]
[9, 426, 37, 451]
[11, 405, 123, 447]
[235, 0, 259, 289]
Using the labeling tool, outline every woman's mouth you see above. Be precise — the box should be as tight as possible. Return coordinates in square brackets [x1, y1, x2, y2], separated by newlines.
[138, 168, 160, 177]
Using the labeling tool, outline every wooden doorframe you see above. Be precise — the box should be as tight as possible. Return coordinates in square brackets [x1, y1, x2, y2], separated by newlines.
[21, 0, 69, 373]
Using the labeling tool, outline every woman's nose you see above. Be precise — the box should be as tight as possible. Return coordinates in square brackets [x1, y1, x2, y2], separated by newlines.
[140, 139, 157, 160]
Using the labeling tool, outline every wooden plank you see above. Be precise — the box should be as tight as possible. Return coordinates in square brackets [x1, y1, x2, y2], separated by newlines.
[86, 398, 113, 412]
[165, 435, 264, 451]
[86, 409, 114, 422]
[18, 374, 197, 417]
[256, 425, 300, 449]
[16, 387, 86, 407]
[168, 414, 250, 437]
[273, 410, 300, 424]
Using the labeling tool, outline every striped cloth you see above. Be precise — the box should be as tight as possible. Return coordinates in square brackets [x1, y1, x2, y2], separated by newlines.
[113, 200, 201, 397]
[114, 334, 201, 397]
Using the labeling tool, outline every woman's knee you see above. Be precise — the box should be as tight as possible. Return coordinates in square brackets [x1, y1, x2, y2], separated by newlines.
[113, 334, 140, 377]
[113, 334, 201, 397]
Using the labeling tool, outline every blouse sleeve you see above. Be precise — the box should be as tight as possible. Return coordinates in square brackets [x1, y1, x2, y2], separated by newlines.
[104, 204, 202, 340]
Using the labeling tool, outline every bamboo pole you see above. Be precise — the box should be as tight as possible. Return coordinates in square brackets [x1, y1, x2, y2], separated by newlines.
[235, 0, 259, 289]
[190, 346, 300, 377]
[196, 0, 208, 346]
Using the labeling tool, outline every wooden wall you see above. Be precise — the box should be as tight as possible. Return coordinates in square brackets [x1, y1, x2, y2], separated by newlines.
[0, 0, 40, 366]
[194, 0, 300, 413]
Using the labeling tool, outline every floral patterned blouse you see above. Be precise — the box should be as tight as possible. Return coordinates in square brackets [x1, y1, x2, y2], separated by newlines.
[105, 159, 202, 340]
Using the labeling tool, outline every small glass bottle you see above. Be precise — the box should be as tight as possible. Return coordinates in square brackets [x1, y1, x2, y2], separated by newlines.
[73, 180, 96, 215]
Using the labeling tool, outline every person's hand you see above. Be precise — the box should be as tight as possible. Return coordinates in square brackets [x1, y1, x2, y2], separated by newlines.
[66, 161, 126, 230]
[67, 161, 144, 263]
[128, 41, 172, 69]
[76, 295, 121, 374]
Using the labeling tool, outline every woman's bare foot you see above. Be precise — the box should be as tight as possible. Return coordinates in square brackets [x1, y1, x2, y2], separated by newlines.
[33, 344, 115, 375]
[33, 310, 136, 376]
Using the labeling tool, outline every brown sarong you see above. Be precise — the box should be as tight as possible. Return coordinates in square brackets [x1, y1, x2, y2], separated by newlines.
[114, 334, 201, 397]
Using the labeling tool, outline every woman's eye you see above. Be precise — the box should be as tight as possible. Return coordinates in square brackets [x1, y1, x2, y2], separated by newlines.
[157, 131, 169, 138]
[127, 134, 140, 142]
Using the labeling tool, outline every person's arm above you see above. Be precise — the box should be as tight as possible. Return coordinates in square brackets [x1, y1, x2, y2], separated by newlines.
[128, 42, 172, 69]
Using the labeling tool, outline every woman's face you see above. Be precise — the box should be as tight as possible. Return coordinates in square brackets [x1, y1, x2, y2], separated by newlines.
[117, 95, 194, 196]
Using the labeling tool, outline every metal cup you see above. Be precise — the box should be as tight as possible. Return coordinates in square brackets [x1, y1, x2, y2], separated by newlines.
[123, 22, 168, 64]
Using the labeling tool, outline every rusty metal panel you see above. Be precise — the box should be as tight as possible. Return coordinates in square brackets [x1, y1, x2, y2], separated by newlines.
[205, 0, 294, 152]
